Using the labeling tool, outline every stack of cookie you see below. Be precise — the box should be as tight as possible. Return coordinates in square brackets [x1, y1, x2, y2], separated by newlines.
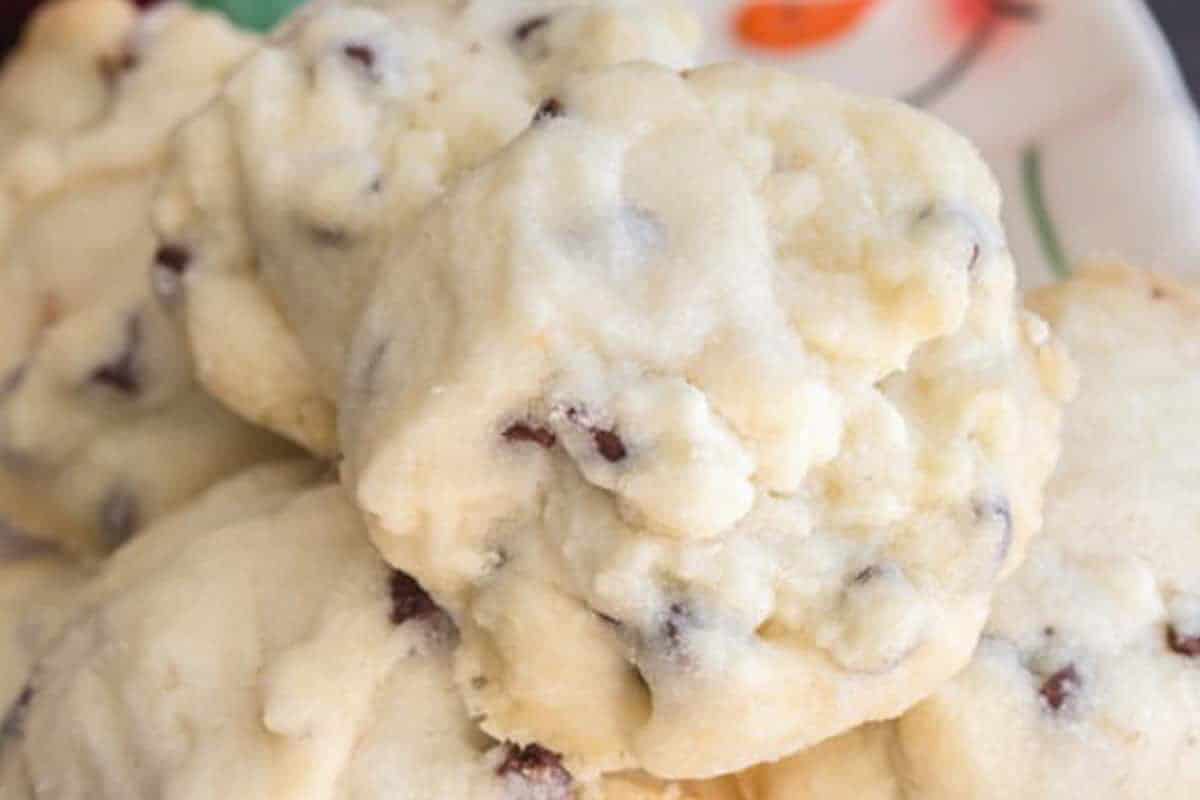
[0, 2, 1195, 798]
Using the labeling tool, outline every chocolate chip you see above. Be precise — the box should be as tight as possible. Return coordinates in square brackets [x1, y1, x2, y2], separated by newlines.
[513, 16, 551, 42]
[532, 98, 564, 124]
[1039, 664, 1080, 711]
[968, 242, 982, 271]
[154, 244, 190, 274]
[503, 422, 557, 449]
[89, 315, 142, 395]
[853, 566, 881, 585]
[1152, 287, 1167, 301]
[342, 43, 376, 71]
[99, 488, 139, 550]
[152, 245, 191, 301]
[1043, 626, 1056, 638]
[1168, 625, 1200, 657]
[496, 743, 573, 798]
[389, 570, 440, 626]
[1, 685, 33, 739]
[662, 602, 692, 649]
[592, 428, 626, 463]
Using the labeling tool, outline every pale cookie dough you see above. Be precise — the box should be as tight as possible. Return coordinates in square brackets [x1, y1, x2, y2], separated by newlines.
[0, 555, 85, 738]
[154, 0, 700, 453]
[0, 463, 737, 800]
[341, 62, 1076, 779]
[0, 0, 299, 555]
[754, 264, 1200, 799]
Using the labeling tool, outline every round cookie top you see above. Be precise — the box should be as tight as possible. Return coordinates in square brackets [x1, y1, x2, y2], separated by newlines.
[153, 0, 701, 454]
[0, 0, 298, 555]
[0, 463, 736, 800]
[341, 62, 1075, 778]
[754, 264, 1200, 800]
[892, 265, 1200, 799]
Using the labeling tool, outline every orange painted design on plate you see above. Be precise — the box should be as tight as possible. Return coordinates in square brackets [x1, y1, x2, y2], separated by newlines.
[735, 1, 877, 51]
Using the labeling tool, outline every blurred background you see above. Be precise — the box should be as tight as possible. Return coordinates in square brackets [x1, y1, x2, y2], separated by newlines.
[1150, 1, 1199, 101]
[1, 1, 1197, 101]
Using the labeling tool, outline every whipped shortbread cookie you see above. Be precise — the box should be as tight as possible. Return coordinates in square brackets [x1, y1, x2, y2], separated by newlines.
[340, 62, 1075, 778]
[154, 0, 700, 454]
[0, 0, 298, 555]
[0, 462, 737, 800]
[751, 265, 1200, 799]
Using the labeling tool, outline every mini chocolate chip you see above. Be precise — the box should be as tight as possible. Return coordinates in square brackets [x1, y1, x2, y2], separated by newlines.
[100, 488, 139, 550]
[342, 43, 376, 70]
[663, 602, 693, 648]
[853, 566, 881, 585]
[389, 570, 440, 626]
[532, 98, 564, 124]
[496, 742, 573, 798]
[154, 245, 191, 274]
[592, 428, 626, 463]
[503, 422, 557, 449]
[513, 16, 551, 42]
[1, 685, 33, 739]
[89, 315, 142, 395]
[1152, 287, 1167, 301]
[1039, 664, 1080, 711]
[1167, 625, 1200, 657]
[1043, 626, 1056, 637]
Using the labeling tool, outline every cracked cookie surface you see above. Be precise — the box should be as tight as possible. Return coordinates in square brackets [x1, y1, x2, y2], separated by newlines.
[754, 264, 1200, 799]
[341, 62, 1074, 778]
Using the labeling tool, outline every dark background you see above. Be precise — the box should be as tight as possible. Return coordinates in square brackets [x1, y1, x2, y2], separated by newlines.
[1148, 1, 1200, 102]
[0, 1, 1197, 101]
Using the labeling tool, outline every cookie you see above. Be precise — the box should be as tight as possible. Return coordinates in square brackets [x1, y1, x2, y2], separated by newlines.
[755, 264, 1200, 799]
[0, 0, 300, 555]
[340, 62, 1075, 778]
[0, 463, 737, 800]
[0, 554, 84, 742]
[154, 0, 701, 454]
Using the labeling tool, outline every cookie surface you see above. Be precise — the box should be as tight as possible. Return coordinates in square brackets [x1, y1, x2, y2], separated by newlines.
[0, 463, 736, 800]
[154, 0, 701, 454]
[755, 264, 1200, 799]
[340, 62, 1074, 778]
[0, 0, 298, 555]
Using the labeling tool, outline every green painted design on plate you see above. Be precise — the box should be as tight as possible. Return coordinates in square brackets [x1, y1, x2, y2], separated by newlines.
[190, 0, 306, 32]
[1021, 146, 1071, 280]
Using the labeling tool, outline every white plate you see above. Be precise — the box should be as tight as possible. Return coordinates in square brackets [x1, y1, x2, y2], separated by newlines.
[696, 0, 1200, 285]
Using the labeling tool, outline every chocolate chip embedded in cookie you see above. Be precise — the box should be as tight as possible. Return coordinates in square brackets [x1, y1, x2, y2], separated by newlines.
[343, 61, 1073, 778]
